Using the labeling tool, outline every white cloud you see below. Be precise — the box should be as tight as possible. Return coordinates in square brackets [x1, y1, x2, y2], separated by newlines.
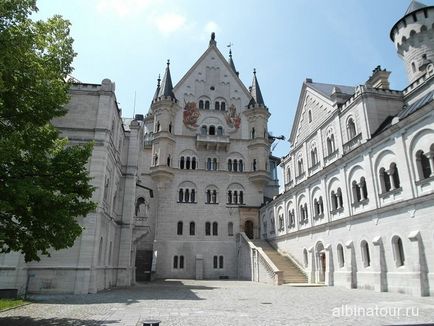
[153, 12, 187, 36]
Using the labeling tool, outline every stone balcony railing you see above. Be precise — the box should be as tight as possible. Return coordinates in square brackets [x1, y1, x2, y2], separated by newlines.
[196, 134, 230, 151]
[343, 133, 362, 154]
[295, 172, 306, 183]
[324, 149, 339, 164]
[308, 162, 321, 175]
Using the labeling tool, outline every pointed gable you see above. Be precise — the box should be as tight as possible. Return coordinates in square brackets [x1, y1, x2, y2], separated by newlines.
[289, 80, 354, 148]
[173, 40, 252, 109]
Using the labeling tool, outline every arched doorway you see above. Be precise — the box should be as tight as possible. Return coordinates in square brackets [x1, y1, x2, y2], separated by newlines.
[316, 242, 325, 284]
[245, 220, 254, 239]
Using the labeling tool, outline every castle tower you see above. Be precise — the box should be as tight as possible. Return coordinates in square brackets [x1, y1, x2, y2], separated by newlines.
[390, 0, 434, 83]
[149, 60, 176, 185]
[246, 69, 271, 188]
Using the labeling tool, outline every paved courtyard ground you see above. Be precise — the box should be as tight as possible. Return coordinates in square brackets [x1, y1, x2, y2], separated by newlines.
[1, 280, 434, 326]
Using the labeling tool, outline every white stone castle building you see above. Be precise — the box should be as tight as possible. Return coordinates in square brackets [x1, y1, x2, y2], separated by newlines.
[261, 1, 434, 296]
[0, 32, 280, 294]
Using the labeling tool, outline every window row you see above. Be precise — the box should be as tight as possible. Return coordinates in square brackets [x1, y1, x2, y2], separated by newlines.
[178, 188, 196, 203]
[178, 189, 244, 205]
[154, 121, 173, 133]
[198, 99, 226, 111]
[178, 157, 245, 172]
[303, 236, 405, 269]
[176, 221, 234, 236]
[173, 255, 225, 270]
[200, 125, 224, 136]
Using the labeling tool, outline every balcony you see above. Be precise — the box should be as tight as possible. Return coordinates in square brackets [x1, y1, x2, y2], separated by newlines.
[196, 134, 230, 151]
[343, 133, 362, 154]
[295, 172, 305, 183]
[249, 170, 271, 187]
[324, 149, 339, 164]
[308, 162, 321, 175]
[150, 165, 174, 185]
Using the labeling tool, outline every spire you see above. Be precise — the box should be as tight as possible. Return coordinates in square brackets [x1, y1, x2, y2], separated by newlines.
[152, 74, 161, 102]
[228, 49, 239, 77]
[250, 68, 265, 106]
[158, 60, 176, 100]
[405, 0, 427, 15]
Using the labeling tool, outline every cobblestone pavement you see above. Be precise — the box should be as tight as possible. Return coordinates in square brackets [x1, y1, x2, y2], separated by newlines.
[1, 280, 434, 326]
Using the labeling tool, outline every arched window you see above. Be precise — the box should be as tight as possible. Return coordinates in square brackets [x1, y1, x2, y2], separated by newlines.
[180, 156, 185, 169]
[217, 126, 223, 136]
[392, 236, 405, 267]
[352, 180, 361, 203]
[205, 222, 211, 236]
[304, 203, 308, 219]
[314, 198, 319, 216]
[416, 150, 432, 180]
[184, 189, 190, 202]
[191, 189, 196, 202]
[219, 255, 224, 268]
[228, 222, 234, 236]
[192, 157, 196, 170]
[251, 128, 255, 139]
[207, 158, 212, 171]
[173, 256, 178, 268]
[177, 221, 183, 235]
[167, 155, 171, 167]
[213, 256, 218, 269]
[337, 188, 343, 208]
[212, 190, 217, 203]
[303, 248, 308, 267]
[201, 125, 207, 135]
[390, 163, 400, 189]
[178, 189, 184, 202]
[361, 177, 368, 200]
[186, 157, 191, 170]
[327, 134, 336, 155]
[239, 160, 243, 172]
[361, 240, 371, 267]
[221, 102, 226, 111]
[228, 159, 232, 171]
[199, 100, 204, 109]
[227, 190, 232, 204]
[311, 148, 318, 166]
[298, 158, 304, 176]
[233, 191, 238, 204]
[213, 158, 218, 170]
[190, 222, 195, 235]
[380, 167, 391, 193]
[253, 159, 257, 171]
[215, 101, 220, 110]
[154, 154, 158, 166]
[205, 100, 210, 110]
[278, 214, 284, 230]
[347, 118, 356, 140]
[239, 191, 244, 204]
[308, 110, 312, 123]
[318, 197, 324, 215]
[156, 121, 160, 132]
[212, 222, 218, 236]
[287, 167, 291, 182]
[179, 256, 184, 269]
[233, 159, 238, 172]
[209, 125, 216, 135]
[337, 244, 345, 268]
[288, 209, 295, 228]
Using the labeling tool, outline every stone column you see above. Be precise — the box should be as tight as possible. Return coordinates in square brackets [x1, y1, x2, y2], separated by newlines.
[408, 231, 429, 296]
[308, 246, 315, 283]
[345, 241, 357, 289]
[372, 236, 387, 292]
[325, 244, 334, 286]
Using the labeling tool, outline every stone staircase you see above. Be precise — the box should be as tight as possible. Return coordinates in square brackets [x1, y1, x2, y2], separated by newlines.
[252, 240, 307, 284]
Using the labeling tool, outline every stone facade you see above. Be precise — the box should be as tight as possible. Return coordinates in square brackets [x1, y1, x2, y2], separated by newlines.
[0, 36, 279, 294]
[261, 2, 434, 296]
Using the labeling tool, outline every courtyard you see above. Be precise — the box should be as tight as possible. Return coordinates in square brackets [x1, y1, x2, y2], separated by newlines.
[1, 280, 434, 326]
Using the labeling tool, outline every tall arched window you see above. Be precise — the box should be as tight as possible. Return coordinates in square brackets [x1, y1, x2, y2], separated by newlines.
[209, 126, 215, 135]
[190, 222, 195, 235]
[228, 222, 234, 236]
[337, 244, 345, 268]
[186, 157, 191, 170]
[178, 189, 184, 202]
[380, 167, 391, 193]
[206, 190, 211, 203]
[201, 125, 207, 135]
[205, 222, 211, 236]
[212, 222, 218, 236]
[233, 159, 238, 172]
[298, 158, 304, 176]
[251, 128, 255, 139]
[239, 191, 244, 204]
[253, 159, 257, 171]
[390, 163, 400, 189]
[205, 100, 210, 110]
[347, 118, 356, 140]
[239, 160, 244, 172]
[207, 158, 212, 171]
[180, 156, 185, 169]
[392, 236, 405, 267]
[213, 158, 218, 170]
[221, 102, 226, 111]
[228, 159, 232, 171]
[311, 148, 318, 166]
[173, 256, 178, 269]
[177, 221, 183, 235]
[308, 110, 312, 123]
[191, 189, 196, 202]
[303, 248, 308, 267]
[337, 188, 343, 208]
[212, 190, 217, 203]
[227, 190, 232, 204]
[217, 126, 223, 136]
[199, 100, 204, 109]
[233, 191, 238, 204]
[361, 177, 368, 200]
[361, 240, 371, 267]
[416, 150, 432, 180]
[184, 189, 190, 203]
[352, 180, 361, 203]
[327, 134, 336, 155]
[215, 101, 220, 110]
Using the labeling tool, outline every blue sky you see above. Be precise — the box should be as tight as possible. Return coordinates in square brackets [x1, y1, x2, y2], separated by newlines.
[35, 0, 426, 159]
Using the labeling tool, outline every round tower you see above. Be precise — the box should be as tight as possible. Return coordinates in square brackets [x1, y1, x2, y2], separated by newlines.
[390, 1, 434, 83]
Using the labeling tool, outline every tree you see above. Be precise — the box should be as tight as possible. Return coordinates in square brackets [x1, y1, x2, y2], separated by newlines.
[0, 0, 96, 262]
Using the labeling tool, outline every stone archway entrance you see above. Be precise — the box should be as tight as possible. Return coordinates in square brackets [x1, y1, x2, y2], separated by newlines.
[135, 250, 153, 282]
[245, 220, 254, 239]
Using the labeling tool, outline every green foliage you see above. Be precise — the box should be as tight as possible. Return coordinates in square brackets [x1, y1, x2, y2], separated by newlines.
[0, 0, 96, 262]
[0, 299, 27, 311]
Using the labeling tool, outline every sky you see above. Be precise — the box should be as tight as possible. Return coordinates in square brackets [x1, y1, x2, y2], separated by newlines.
[34, 0, 426, 160]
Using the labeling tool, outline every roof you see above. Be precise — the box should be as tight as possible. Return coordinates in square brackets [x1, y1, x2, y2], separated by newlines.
[228, 49, 238, 75]
[405, 0, 427, 15]
[373, 90, 434, 135]
[308, 81, 355, 99]
[158, 60, 175, 99]
[250, 69, 265, 105]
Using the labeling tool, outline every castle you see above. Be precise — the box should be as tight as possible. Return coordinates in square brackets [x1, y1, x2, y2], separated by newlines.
[261, 0, 434, 296]
[0, 1, 433, 297]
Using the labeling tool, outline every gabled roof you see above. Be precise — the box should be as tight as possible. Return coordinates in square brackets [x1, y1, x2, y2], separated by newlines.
[288, 80, 355, 145]
[405, 0, 427, 15]
[250, 69, 265, 106]
[158, 60, 175, 99]
[308, 81, 355, 100]
[173, 35, 252, 102]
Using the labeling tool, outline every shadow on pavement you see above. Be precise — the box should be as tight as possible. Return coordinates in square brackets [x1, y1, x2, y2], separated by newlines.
[0, 316, 119, 326]
[26, 279, 218, 305]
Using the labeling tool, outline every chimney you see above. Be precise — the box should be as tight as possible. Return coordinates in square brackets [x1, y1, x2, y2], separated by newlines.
[366, 65, 391, 89]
